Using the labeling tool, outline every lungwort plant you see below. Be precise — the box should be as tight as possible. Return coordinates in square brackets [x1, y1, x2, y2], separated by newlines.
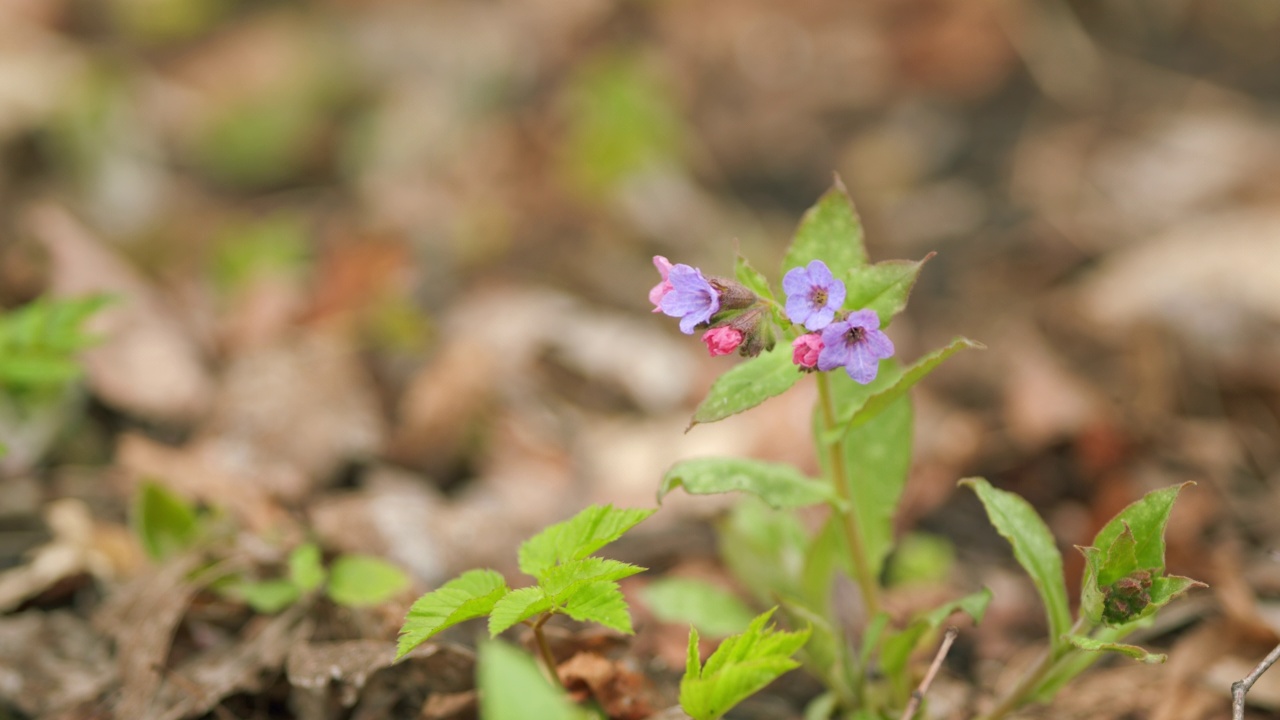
[648, 178, 1203, 719]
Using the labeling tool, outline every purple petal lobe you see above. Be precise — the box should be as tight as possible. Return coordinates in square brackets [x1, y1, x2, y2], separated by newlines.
[782, 266, 808, 296]
[844, 342, 879, 384]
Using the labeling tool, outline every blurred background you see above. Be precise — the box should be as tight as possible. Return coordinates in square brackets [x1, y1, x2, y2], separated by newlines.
[2, 0, 1280, 718]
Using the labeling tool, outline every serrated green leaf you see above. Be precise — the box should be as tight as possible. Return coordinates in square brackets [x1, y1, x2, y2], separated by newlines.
[658, 457, 837, 510]
[288, 543, 326, 592]
[326, 554, 409, 608]
[781, 179, 867, 280]
[563, 580, 634, 634]
[478, 640, 590, 720]
[690, 343, 802, 426]
[539, 557, 646, 601]
[734, 254, 774, 302]
[961, 478, 1072, 652]
[489, 586, 553, 637]
[132, 481, 200, 561]
[642, 578, 755, 637]
[844, 256, 932, 325]
[225, 578, 301, 614]
[681, 608, 810, 720]
[397, 569, 509, 660]
[829, 337, 981, 441]
[824, 374, 913, 581]
[1065, 634, 1166, 663]
[517, 504, 654, 580]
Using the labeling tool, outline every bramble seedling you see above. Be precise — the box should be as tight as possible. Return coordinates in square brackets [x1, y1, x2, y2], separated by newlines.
[396, 503, 654, 685]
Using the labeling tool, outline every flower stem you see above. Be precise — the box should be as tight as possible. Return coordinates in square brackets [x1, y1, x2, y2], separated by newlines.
[978, 616, 1091, 720]
[531, 613, 564, 689]
[814, 372, 881, 618]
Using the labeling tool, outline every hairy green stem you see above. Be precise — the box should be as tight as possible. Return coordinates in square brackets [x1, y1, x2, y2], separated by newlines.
[814, 372, 881, 618]
[978, 616, 1091, 720]
[531, 613, 564, 689]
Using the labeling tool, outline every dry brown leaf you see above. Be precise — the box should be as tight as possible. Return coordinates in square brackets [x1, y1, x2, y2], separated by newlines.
[0, 610, 115, 717]
[421, 690, 477, 720]
[559, 652, 655, 720]
[26, 204, 214, 423]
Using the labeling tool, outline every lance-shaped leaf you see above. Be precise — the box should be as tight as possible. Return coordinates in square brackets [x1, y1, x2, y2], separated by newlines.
[1065, 635, 1166, 664]
[563, 581, 634, 634]
[826, 337, 982, 442]
[1091, 483, 1190, 575]
[489, 586, 553, 637]
[398, 569, 509, 659]
[658, 457, 839, 510]
[823, 373, 913, 581]
[781, 178, 867, 280]
[517, 504, 655, 579]
[691, 343, 802, 426]
[961, 478, 1072, 651]
[718, 498, 809, 605]
[843, 255, 933, 325]
[681, 608, 811, 720]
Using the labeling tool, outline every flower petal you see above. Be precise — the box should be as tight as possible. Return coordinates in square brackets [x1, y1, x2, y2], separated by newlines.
[805, 306, 835, 331]
[863, 328, 895, 360]
[785, 295, 813, 326]
[782, 266, 810, 296]
[806, 260, 835, 287]
[845, 308, 880, 330]
[844, 341, 880, 384]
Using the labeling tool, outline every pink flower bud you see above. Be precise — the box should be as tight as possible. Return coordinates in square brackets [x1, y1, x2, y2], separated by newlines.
[702, 326, 744, 357]
[792, 333, 823, 369]
[649, 256, 674, 313]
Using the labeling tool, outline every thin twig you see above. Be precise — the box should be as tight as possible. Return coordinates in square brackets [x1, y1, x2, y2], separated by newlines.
[899, 627, 959, 720]
[1232, 642, 1280, 720]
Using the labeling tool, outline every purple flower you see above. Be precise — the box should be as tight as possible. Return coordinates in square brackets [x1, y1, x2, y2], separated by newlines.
[660, 264, 720, 334]
[817, 310, 894, 384]
[783, 260, 845, 331]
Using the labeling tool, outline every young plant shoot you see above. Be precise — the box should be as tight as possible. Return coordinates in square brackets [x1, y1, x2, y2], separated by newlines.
[397, 504, 654, 686]
[649, 178, 1202, 719]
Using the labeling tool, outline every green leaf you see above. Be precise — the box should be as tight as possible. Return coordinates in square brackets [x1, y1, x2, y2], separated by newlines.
[658, 458, 838, 510]
[825, 376, 913, 581]
[1091, 483, 1190, 576]
[642, 578, 755, 637]
[690, 344, 803, 426]
[225, 578, 301, 614]
[517, 504, 654, 580]
[538, 557, 646, 601]
[1065, 634, 1166, 664]
[734, 254, 775, 302]
[397, 569, 509, 660]
[781, 178, 867, 280]
[489, 587, 553, 637]
[718, 498, 808, 605]
[0, 295, 110, 400]
[562, 580, 634, 634]
[478, 640, 590, 720]
[1150, 575, 1203, 606]
[829, 337, 981, 440]
[326, 555, 409, 608]
[879, 589, 992, 700]
[288, 543, 326, 592]
[886, 532, 956, 587]
[844, 256, 933, 325]
[132, 481, 199, 561]
[960, 478, 1072, 651]
[681, 608, 811, 720]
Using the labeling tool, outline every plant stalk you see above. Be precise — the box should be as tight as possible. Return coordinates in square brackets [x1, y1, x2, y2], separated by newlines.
[531, 613, 564, 689]
[814, 372, 881, 618]
[978, 616, 1090, 720]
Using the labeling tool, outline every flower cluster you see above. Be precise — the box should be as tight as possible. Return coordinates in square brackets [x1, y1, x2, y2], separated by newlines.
[650, 256, 894, 384]
[651, 256, 769, 357]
